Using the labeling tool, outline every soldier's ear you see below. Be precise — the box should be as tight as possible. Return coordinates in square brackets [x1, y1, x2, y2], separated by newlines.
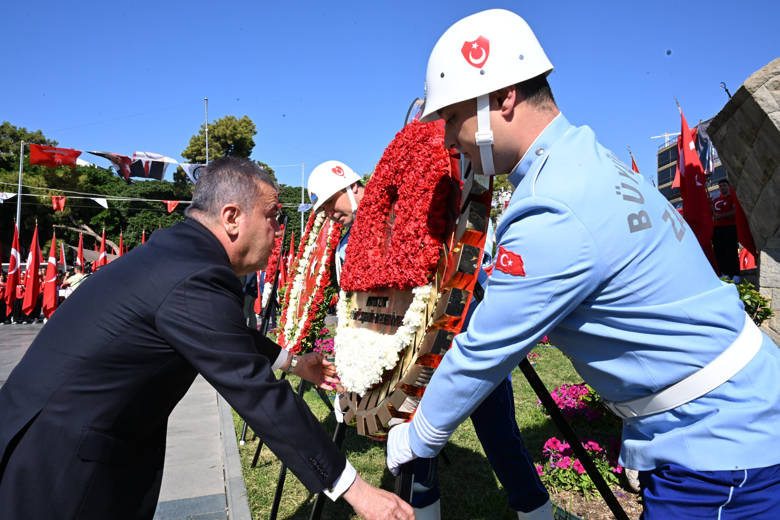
[492, 87, 517, 120]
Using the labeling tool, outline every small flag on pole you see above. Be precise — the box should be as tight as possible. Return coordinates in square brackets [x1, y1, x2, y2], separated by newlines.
[43, 233, 59, 318]
[22, 225, 42, 316]
[76, 233, 84, 269]
[96, 228, 108, 268]
[5, 223, 20, 315]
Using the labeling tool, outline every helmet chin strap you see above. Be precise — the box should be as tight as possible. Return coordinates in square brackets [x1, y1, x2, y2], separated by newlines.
[475, 94, 496, 176]
[346, 186, 358, 215]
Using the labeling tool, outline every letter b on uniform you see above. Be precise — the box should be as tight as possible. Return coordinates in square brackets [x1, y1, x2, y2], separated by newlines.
[627, 210, 652, 233]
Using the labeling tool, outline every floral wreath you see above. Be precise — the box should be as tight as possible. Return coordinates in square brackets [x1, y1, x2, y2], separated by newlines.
[340, 121, 452, 291]
[335, 121, 455, 395]
[277, 212, 341, 354]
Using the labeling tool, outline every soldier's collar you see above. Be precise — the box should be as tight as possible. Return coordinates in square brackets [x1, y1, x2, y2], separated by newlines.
[509, 113, 571, 188]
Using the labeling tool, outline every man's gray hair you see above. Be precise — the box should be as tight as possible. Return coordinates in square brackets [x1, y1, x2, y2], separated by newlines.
[187, 157, 276, 218]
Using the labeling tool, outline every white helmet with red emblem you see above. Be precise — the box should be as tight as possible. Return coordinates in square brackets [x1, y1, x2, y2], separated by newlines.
[420, 9, 553, 175]
[307, 160, 361, 213]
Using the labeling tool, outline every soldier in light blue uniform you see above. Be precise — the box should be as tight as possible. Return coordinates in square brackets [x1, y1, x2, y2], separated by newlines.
[309, 160, 552, 519]
[387, 9, 780, 519]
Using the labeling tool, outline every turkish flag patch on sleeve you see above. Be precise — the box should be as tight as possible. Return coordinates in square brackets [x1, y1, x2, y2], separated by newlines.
[496, 246, 526, 276]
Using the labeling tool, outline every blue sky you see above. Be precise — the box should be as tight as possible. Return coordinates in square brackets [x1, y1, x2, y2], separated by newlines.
[2, 1, 777, 189]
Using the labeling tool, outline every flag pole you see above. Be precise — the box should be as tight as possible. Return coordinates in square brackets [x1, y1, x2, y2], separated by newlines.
[204, 98, 209, 164]
[16, 140, 24, 226]
[300, 162, 305, 233]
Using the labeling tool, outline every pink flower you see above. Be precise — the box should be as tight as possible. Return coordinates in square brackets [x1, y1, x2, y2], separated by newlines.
[536, 464, 544, 476]
[573, 460, 586, 475]
[583, 440, 602, 453]
[611, 465, 623, 474]
[555, 456, 572, 469]
[543, 437, 564, 455]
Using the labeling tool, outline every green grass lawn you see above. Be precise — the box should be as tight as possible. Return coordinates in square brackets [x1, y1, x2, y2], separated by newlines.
[233, 346, 586, 520]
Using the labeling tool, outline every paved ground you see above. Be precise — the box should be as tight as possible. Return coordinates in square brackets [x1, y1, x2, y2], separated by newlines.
[0, 322, 251, 520]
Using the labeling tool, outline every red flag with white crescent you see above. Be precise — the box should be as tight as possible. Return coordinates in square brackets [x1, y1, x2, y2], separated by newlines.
[29, 144, 81, 167]
[5, 223, 20, 315]
[76, 233, 84, 269]
[59, 240, 67, 271]
[96, 229, 108, 268]
[43, 233, 59, 318]
[22, 225, 42, 315]
[679, 109, 716, 270]
[495, 246, 526, 276]
[739, 248, 756, 270]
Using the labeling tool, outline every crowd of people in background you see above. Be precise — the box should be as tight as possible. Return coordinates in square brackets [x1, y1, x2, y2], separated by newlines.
[0, 263, 92, 325]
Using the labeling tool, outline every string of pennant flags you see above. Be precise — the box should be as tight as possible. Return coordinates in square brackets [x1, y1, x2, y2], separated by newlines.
[7, 144, 313, 225]
[28, 143, 205, 184]
[0, 185, 186, 213]
[1, 182, 310, 214]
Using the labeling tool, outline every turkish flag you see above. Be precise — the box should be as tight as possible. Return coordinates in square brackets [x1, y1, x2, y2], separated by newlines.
[118, 233, 124, 257]
[59, 240, 67, 270]
[42, 233, 59, 318]
[679, 108, 716, 271]
[22, 225, 41, 316]
[96, 229, 108, 268]
[141, 229, 146, 244]
[51, 195, 67, 211]
[286, 232, 296, 279]
[76, 232, 84, 269]
[739, 248, 757, 270]
[495, 246, 526, 276]
[279, 253, 288, 288]
[29, 144, 81, 167]
[5, 223, 20, 315]
[631, 155, 640, 174]
[732, 191, 756, 256]
[164, 200, 179, 213]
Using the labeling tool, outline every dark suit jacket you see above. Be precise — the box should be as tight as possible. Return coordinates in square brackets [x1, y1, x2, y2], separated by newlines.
[0, 219, 345, 519]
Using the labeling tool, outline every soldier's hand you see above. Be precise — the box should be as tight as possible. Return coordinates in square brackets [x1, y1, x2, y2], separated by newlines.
[343, 474, 415, 520]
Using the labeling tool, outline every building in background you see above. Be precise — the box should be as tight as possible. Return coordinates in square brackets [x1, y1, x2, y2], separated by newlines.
[656, 118, 728, 209]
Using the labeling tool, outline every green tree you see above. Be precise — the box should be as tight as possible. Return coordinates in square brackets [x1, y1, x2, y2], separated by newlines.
[0, 121, 57, 171]
[181, 115, 257, 163]
[278, 184, 312, 251]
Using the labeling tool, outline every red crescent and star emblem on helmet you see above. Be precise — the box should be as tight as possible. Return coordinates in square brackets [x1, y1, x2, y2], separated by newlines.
[496, 246, 526, 276]
[461, 36, 490, 69]
[332, 166, 345, 176]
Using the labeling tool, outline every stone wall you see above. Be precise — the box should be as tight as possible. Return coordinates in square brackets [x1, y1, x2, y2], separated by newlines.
[708, 57, 780, 342]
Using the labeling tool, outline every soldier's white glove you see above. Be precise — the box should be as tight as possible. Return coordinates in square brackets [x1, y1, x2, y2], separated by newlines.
[386, 422, 416, 476]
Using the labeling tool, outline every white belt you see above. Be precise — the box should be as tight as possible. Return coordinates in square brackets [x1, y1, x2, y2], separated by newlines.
[605, 313, 763, 419]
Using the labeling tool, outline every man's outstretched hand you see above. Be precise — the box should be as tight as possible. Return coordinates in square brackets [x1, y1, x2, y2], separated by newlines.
[343, 474, 415, 520]
[292, 352, 341, 391]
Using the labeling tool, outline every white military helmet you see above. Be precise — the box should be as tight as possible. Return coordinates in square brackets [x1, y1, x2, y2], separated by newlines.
[420, 9, 553, 175]
[307, 160, 361, 213]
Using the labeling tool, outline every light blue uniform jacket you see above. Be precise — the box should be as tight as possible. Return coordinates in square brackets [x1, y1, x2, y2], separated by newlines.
[408, 114, 780, 471]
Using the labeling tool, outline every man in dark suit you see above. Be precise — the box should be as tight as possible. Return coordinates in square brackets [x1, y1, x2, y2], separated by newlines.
[0, 158, 413, 520]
